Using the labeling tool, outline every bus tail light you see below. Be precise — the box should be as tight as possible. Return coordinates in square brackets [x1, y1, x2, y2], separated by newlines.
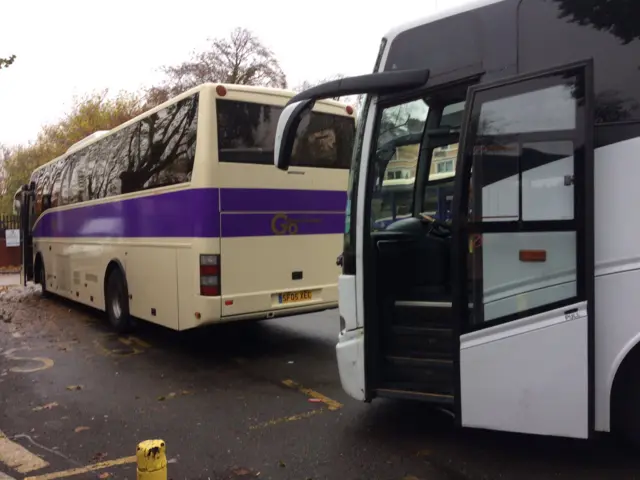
[200, 254, 220, 296]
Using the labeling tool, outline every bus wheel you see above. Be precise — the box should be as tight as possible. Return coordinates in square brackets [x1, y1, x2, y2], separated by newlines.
[105, 269, 133, 333]
[38, 260, 50, 298]
[612, 353, 640, 449]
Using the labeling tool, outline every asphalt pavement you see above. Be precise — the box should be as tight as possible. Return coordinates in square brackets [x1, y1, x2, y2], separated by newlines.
[0, 287, 639, 479]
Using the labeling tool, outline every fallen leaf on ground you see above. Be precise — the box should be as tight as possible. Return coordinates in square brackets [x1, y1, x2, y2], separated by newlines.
[32, 402, 59, 411]
[66, 385, 83, 391]
[157, 396, 166, 401]
[74, 426, 90, 433]
[92, 452, 107, 462]
[231, 467, 251, 475]
[98, 473, 111, 479]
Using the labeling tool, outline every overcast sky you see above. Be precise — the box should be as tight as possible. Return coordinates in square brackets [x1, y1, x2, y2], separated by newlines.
[0, 0, 473, 147]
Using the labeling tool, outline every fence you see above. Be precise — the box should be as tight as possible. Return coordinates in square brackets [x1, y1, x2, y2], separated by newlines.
[0, 214, 21, 270]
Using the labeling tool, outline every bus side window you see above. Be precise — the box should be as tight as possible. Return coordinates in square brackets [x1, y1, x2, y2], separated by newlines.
[36, 164, 53, 216]
[50, 160, 65, 208]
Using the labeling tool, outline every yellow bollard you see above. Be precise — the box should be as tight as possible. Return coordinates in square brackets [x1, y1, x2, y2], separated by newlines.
[136, 439, 167, 480]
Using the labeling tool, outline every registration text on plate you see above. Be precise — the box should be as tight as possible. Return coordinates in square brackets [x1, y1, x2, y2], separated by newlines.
[279, 290, 313, 304]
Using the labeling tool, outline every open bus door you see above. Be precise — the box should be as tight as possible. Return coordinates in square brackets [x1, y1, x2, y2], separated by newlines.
[452, 61, 595, 438]
[19, 183, 35, 286]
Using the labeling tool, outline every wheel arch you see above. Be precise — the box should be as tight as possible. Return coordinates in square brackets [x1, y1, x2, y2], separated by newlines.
[34, 252, 44, 284]
[609, 332, 640, 433]
[103, 259, 129, 301]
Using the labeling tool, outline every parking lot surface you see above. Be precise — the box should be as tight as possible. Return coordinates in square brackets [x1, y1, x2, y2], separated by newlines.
[1, 285, 639, 479]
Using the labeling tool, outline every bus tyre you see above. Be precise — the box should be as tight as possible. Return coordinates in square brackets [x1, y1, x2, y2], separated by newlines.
[39, 261, 51, 298]
[105, 269, 133, 333]
[614, 372, 640, 449]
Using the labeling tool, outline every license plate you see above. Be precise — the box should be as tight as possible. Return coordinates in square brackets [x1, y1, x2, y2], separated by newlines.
[279, 290, 313, 304]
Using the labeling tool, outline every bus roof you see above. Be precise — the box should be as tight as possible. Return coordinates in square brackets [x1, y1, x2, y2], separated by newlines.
[383, 0, 505, 44]
[216, 83, 352, 109]
[32, 83, 354, 175]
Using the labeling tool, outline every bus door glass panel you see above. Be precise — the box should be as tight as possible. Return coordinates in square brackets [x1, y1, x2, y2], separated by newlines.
[457, 64, 593, 439]
[369, 99, 428, 231]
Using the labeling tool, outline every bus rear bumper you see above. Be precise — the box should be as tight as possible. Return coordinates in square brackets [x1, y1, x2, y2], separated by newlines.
[220, 301, 338, 323]
[336, 328, 366, 401]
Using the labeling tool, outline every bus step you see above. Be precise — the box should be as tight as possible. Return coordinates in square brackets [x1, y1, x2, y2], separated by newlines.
[386, 325, 453, 359]
[382, 356, 454, 395]
[375, 388, 454, 405]
[392, 302, 453, 328]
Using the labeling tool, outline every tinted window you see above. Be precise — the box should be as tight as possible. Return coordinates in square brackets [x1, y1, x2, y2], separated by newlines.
[464, 68, 583, 326]
[216, 100, 355, 169]
[55, 93, 199, 206]
[49, 160, 66, 207]
[384, 0, 518, 82]
[124, 94, 199, 192]
[60, 153, 84, 205]
[470, 76, 578, 223]
[35, 164, 54, 214]
[520, 0, 640, 123]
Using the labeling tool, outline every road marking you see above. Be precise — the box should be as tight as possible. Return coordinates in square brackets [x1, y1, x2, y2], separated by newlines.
[23, 456, 136, 480]
[120, 336, 151, 349]
[249, 408, 325, 430]
[2, 348, 54, 374]
[0, 431, 49, 474]
[281, 379, 343, 411]
[93, 335, 149, 357]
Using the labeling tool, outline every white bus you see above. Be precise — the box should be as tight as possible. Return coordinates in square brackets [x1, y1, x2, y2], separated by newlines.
[273, 0, 640, 444]
[16, 83, 356, 332]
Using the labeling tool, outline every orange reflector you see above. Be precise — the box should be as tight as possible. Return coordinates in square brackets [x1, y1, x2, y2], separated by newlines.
[194, 312, 201, 319]
[216, 85, 227, 96]
[224, 300, 233, 306]
[519, 250, 547, 262]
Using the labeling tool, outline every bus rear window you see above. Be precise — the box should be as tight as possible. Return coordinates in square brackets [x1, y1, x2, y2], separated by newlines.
[216, 99, 355, 169]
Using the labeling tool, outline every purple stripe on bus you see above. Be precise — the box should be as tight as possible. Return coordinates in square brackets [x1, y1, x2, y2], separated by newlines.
[32, 189, 221, 238]
[32, 188, 348, 238]
[221, 213, 345, 237]
[220, 188, 347, 212]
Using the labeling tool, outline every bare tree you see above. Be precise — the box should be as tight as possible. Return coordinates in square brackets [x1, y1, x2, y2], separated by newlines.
[150, 27, 286, 103]
[0, 54, 16, 70]
[294, 74, 362, 111]
[294, 74, 345, 98]
[556, 0, 638, 44]
[295, 74, 356, 104]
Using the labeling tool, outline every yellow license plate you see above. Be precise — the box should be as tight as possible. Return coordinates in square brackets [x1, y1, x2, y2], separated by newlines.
[279, 290, 313, 304]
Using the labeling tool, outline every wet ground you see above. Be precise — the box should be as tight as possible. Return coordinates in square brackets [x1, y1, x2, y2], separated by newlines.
[0, 285, 639, 479]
